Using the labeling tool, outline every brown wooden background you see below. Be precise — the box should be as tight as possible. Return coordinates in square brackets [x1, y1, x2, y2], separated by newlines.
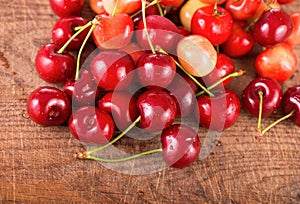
[0, 0, 300, 203]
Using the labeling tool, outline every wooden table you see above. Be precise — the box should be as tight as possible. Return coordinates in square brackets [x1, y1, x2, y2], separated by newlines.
[1, 0, 300, 203]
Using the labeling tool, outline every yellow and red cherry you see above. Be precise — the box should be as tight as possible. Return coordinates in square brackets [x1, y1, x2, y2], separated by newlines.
[92, 13, 134, 50]
[195, 89, 241, 131]
[27, 86, 71, 126]
[254, 43, 298, 83]
[91, 51, 135, 91]
[68, 106, 115, 144]
[98, 91, 139, 131]
[285, 12, 300, 46]
[161, 124, 200, 168]
[225, 0, 261, 21]
[35, 43, 75, 83]
[89, 0, 106, 14]
[49, 0, 85, 17]
[199, 0, 226, 5]
[52, 16, 89, 51]
[191, 5, 233, 46]
[177, 34, 217, 77]
[102, 0, 141, 15]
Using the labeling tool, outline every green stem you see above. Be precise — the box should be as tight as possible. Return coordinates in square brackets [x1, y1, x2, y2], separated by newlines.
[130, 0, 158, 18]
[156, 2, 164, 16]
[142, 0, 155, 54]
[195, 70, 246, 97]
[257, 91, 264, 133]
[86, 116, 141, 155]
[57, 21, 92, 54]
[111, 0, 119, 16]
[86, 148, 163, 162]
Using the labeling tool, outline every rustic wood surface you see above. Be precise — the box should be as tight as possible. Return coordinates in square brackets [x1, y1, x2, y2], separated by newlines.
[0, 0, 300, 203]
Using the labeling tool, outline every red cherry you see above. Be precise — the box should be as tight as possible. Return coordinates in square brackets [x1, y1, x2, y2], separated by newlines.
[281, 85, 300, 126]
[191, 5, 233, 46]
[160, 0, 185, 9]
[52, 16, 88, 51]
[137, 89, 177, 132]
[242, 77, 282, 118]
[35, 43, 75, 83]
[98, 91, 139, 131]
[92, 13, 134, 49]
[102, 0, 141, 15]
[27, 86, 71, 126]
[68, 106, 115, 144]
[195, 89, 241, 131]
[161, 124, 200, 168]
[254, 43, 298, 83]
[221, 20, 255, 57]
[136, 53, 176, 89]
[91, 51, 135, 91]
[253, 8, 293, 47]
[89, 0, 106, 14]
[285, 12, 300, 46]
[225, 0, 261, 21]
[132, 3, 159, 29]
[49, 0, 85, 17]
[277, 0, 295, 4]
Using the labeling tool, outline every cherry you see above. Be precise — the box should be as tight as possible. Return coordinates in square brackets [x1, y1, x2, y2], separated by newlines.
[132, 3, 160, 29]
[281, 85, 300, 126]
[160, 0, 185, 9]
[253, 8, 293, 47]
[92, 13, 134, 50]
[285, 12, 300, 46]
[68, 106, 115, 144]
[277, 0, 295, 4]
[102, 0, 141, 15]
[161, 124, 200, 168]
[136, 53, 176, 89]
[91, 50, 135, 91]
[242, 77, 282, 118]
[49, 0, 85, 17]
[199, 0, 226, 5]
[254, 43, 298, 83]
[221, 20, 255, 57]
[137, 89, 177, 132]
[191, 5, 233, 46]
[27, 86, 71, 126]
[195, 89, 241, 131]
[118, 42, 145, 63]
[63, 69, 101, 106]
[225, 0, 261, 21]
[35, 43, 75, 83]
[89, 0, 106, 14]
[52, 16, 89, 51]
[98, 91, 139, 131]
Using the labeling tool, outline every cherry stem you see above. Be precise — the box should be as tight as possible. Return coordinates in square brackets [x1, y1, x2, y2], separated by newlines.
[86, 116, 141, 155]
[130, 0, 158, 18]
[57, 21, 92, 54]
[111, 0, 119, 17]
[195, 70, 246, 97]
[142, 0, 156, 54]
[85, 148, 163, 162]
[75, 19, 98, 80]
[257, 91, 264, 133]
[257, 110, 295, 139]
[156, 2, 164, 16]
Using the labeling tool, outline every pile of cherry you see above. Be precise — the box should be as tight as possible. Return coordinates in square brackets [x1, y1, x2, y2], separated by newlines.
[26, 0, 300, 168]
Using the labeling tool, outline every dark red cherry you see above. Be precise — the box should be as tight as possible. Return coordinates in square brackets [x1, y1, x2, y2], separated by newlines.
[49, 0, 85, 17]
[195, 89, 241, 131]
[281, 85, 300, 126]
[132, 3, 159, 29]
[27, 86, 71, 126]
[52, 16, 89, 51]
[98, 91, 139, 131]
[253, 8, 293, 47]
[35, 43, 75, 83]
[68, 106, 115, 144]
[242, 77, 282, 118]
[161, 124, 200, 168]
[63, 69, 101, 106]
[137, 89, 177, 132]
[91, 51, 135, 91]
[136, 53, 176, 89]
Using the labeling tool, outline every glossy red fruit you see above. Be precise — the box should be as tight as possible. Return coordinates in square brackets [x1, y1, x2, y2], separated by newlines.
[35, 43, 75, 83]
[92, 13, 134, 49]
[132, 3, 159, 29]
[137, 89, 177, 132]
[253, 8, 293, 47]
[91, 51, 135, 91]
[98, 91, 139, 131]
[63, 69, 101, 106]
[281, 85, 300, 126]
[221, 21, 255, 57]
[161, 124, 200, 168]
[27, 86, 71, 126]
[68, 106, 115, 144]
[242, 77, 282, 118]
[49, 0, 85, 17]
[52, 16, 88, 51]
[191, 5, 233, 46]
[285, 12, 300, 46]
[160, 0, 185, 9]
[226, 0, 261, 20]
[195, 89, 241, 131]
[254, 43, 298, 83]
[136, 53, 176, 89]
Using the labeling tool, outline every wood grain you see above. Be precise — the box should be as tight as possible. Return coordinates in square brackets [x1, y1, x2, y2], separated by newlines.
[0, 0, 300, 203]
